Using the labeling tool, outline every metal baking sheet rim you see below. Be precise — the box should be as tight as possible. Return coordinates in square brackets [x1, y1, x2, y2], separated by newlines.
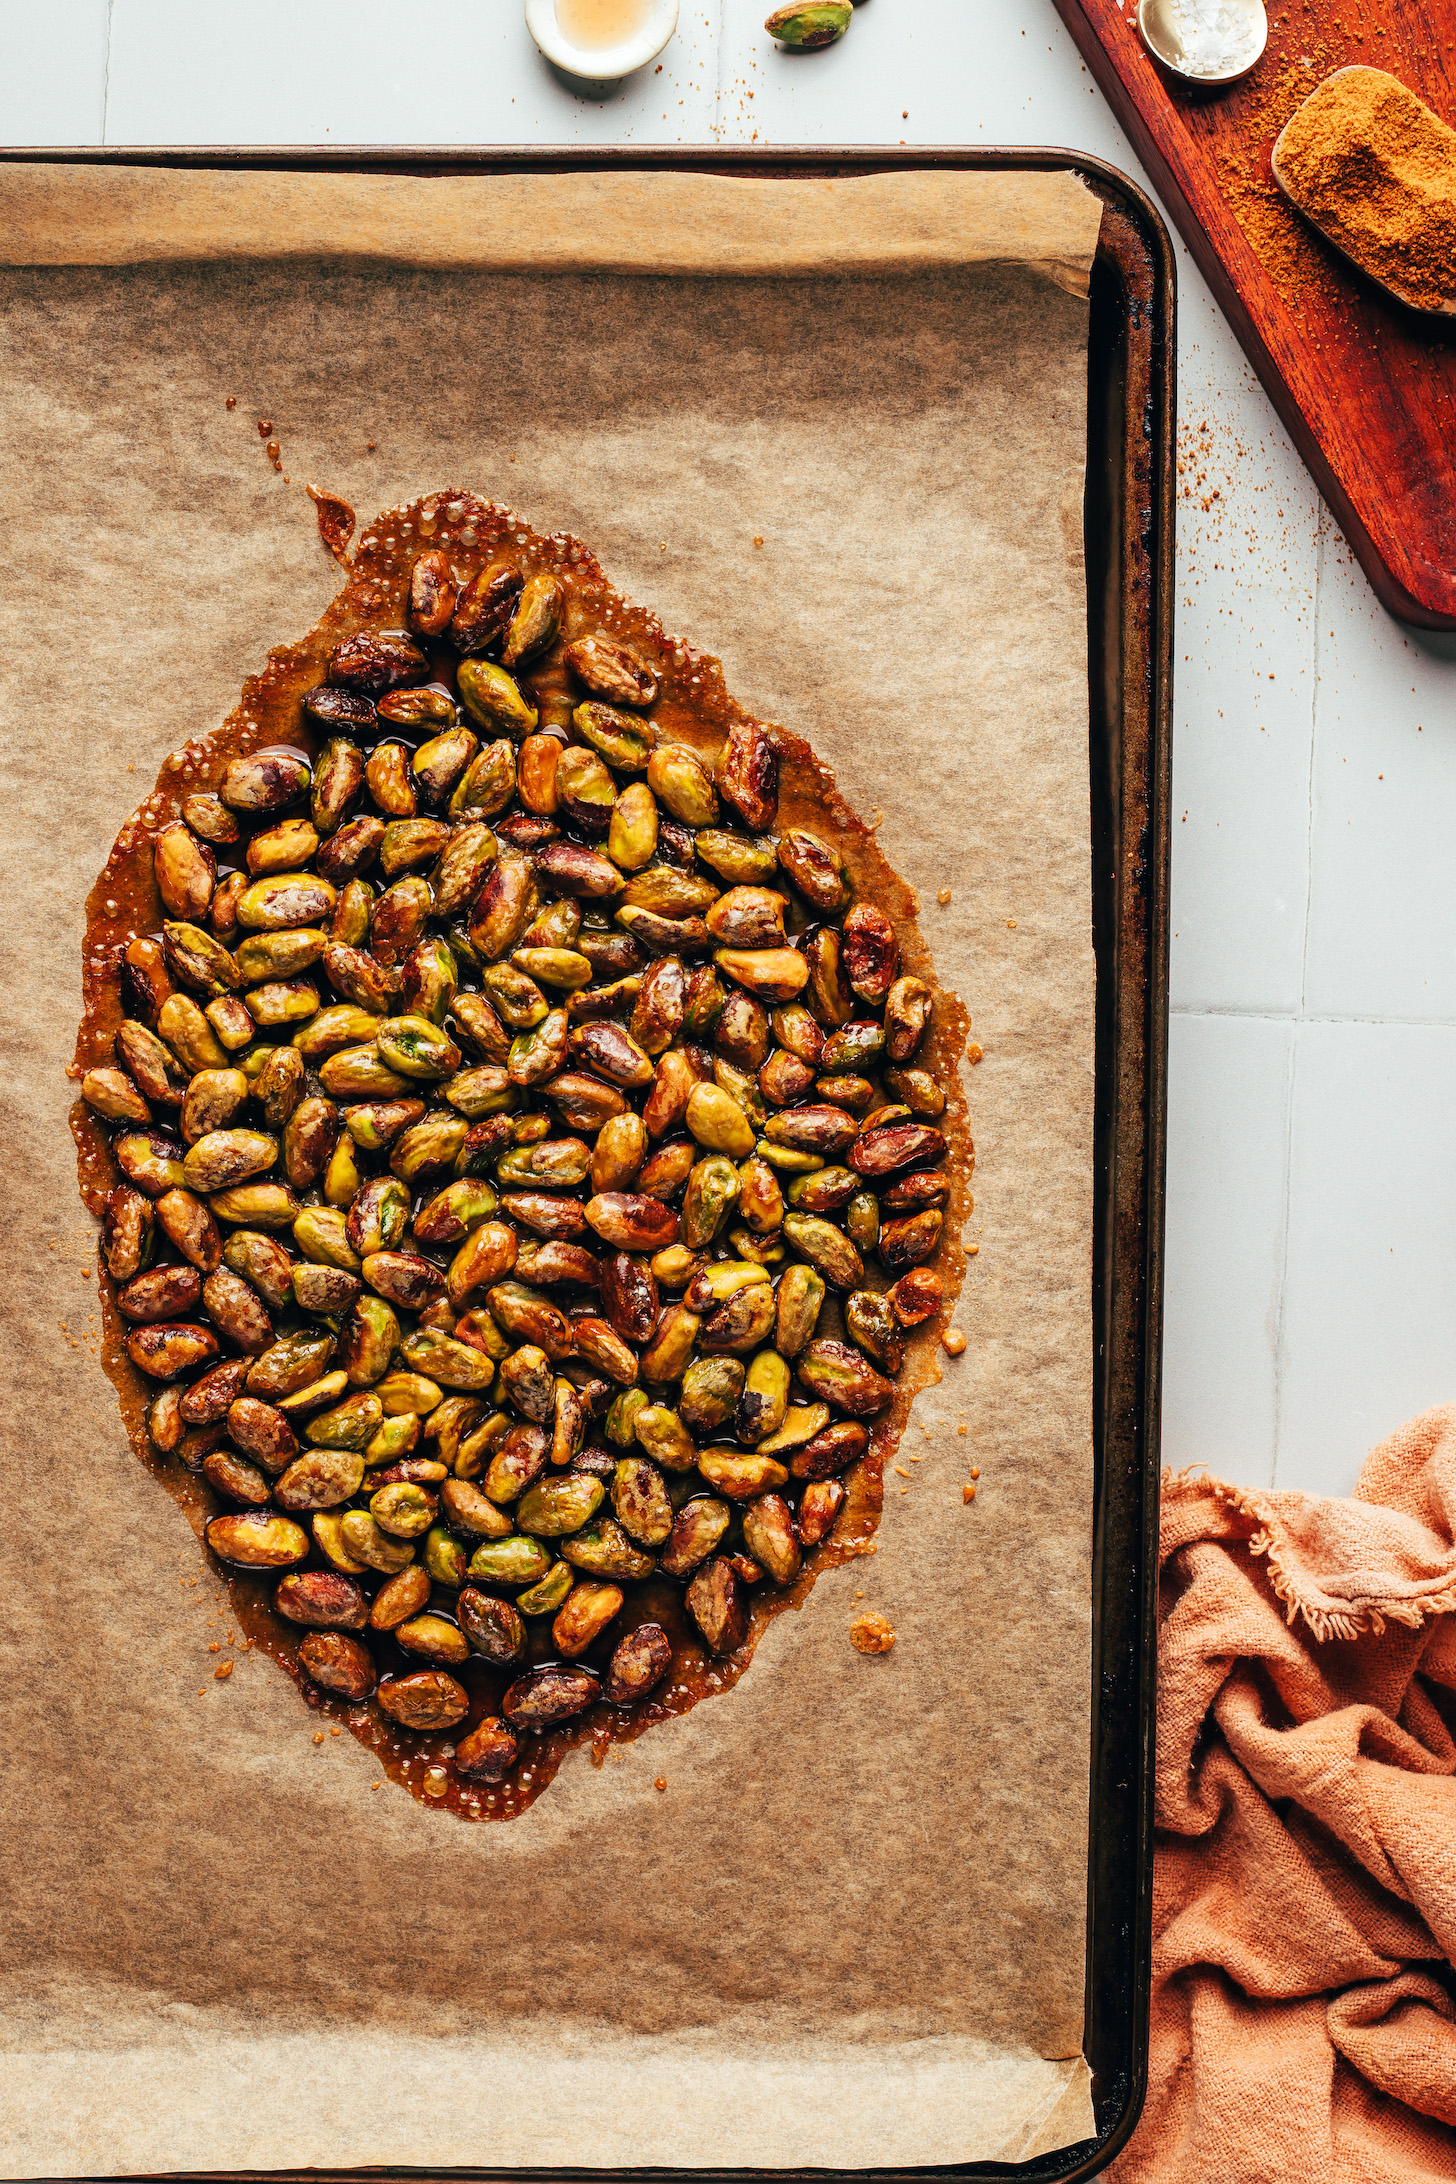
[0, 143, 1173, 2184]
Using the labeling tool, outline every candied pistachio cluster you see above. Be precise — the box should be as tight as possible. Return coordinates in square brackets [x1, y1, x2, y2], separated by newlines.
[86, 545, 950, 1785]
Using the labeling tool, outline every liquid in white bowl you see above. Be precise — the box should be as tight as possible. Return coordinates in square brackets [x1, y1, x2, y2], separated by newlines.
[555, 0, 653, 49]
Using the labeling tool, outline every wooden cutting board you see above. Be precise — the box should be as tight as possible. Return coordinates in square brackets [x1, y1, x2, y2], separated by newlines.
[1052, 0, 1456, 628]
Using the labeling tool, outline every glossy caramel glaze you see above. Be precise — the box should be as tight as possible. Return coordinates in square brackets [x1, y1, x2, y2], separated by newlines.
[72, 490, 972, 1821]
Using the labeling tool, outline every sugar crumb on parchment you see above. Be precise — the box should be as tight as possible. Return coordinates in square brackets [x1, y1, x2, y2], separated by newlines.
[849, 1612, 896, 1655]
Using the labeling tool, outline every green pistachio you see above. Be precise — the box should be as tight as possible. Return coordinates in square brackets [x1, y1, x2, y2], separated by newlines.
[330, 877, 375, 947]
[467, 1536, 555, 1586]
[512, 946, 594, 993]
[846, 1190, 881, 1253]
[450, 739, 517, 820]
[502, 571, 564, 668]
[555, 746, 618, 833]
[457, 658, 538, 738]
[606, 1385, 652, 1447]
[737, 1349, 790, 1443]
[398, 938, 458, 1025]
[782, 1211, 863, 1291]
[559, 1518, 655, 1581]
[756, 1401, 831, 1456]
[680, 1155, 741, 1249]
[481, 961, 549, 1030]
[305, 1394, 383, 1452]
[633, 1404, 698, 1473]
[774, 1263, 825, 1357]
[235, 929, 326, 983]
[620, 866, 721, 922]
[339, 1510, 417, 1573]
[694, 830, 780, 886]
[375, 1014, 462, 1081]
[606, 780, 659, 872]
[293, 1003, 381, 1060]
[685, 1084, 757, 1159]
[514, 1560, 574, 1616]
[293, 1206, 363, 1274]
[660, 1497, 732, 1578]
[679, 1356, 746, 1434]
[318, 1045, 412, 1099]
[400, 1328, 497, 1392]
[516, 1473, 606, 1538]
[646, 744, 719, 828]
[338, 1294, 401, 1387]
[574, 701, 656, 773]
[742, 1492, 800, 1584]
[389, 1113, 469, 1183]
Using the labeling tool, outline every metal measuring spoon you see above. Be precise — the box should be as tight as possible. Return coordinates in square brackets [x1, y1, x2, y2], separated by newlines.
[1138, 0, 1268, 87]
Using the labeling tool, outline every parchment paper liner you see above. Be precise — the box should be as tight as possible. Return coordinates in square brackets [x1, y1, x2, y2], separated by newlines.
[0, 164, 1101, 2172]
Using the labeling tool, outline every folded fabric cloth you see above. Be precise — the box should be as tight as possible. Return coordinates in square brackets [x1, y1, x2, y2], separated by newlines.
[1110, 1404, 1456, 2182]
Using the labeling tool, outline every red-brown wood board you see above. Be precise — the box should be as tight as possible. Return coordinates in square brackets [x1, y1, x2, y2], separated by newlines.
[1052, 0, 1456, 627]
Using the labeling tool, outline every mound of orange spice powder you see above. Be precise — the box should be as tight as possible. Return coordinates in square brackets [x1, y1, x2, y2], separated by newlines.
[1274, 67, 1456, 313]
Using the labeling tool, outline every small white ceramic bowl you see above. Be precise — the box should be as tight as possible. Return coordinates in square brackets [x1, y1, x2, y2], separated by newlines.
[525, 0, 679, 87]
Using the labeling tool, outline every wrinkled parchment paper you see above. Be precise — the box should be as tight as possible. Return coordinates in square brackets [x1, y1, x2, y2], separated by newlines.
[0, 165, 1102, 2175]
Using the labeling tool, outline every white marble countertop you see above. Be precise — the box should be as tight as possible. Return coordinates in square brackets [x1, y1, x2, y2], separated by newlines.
[9, 0, 1456, 1500]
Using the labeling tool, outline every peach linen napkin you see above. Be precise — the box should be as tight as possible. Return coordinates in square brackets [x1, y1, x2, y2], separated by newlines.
[1110, 1407, 1456, 2182]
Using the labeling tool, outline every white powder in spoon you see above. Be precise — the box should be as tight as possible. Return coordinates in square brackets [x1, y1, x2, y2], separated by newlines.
[1158, 0, 1262, 76]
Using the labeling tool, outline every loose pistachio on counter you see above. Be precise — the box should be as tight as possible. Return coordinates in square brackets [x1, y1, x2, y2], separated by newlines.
[764, 0, 852, 48]
[84, 514, 957, 1812]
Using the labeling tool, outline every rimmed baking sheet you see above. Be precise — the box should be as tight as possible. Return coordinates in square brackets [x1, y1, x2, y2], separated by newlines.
[0, 151, 1170, 2184]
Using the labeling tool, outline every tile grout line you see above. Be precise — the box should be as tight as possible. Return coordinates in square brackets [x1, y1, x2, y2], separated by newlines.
[1171, 1007, 1456, 1028]
[1266, 1020, 1298, 1493]
[713, 0, 728, 139]
[1270, 505, 1325, 1491]
[100, 0, 114, 145]
[1299, 505, 1328, 1037]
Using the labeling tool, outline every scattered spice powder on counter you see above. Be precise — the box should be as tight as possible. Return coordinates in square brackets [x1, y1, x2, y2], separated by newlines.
[849, 1611, 896, 1655]
[1275, 67, 1456, 312]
